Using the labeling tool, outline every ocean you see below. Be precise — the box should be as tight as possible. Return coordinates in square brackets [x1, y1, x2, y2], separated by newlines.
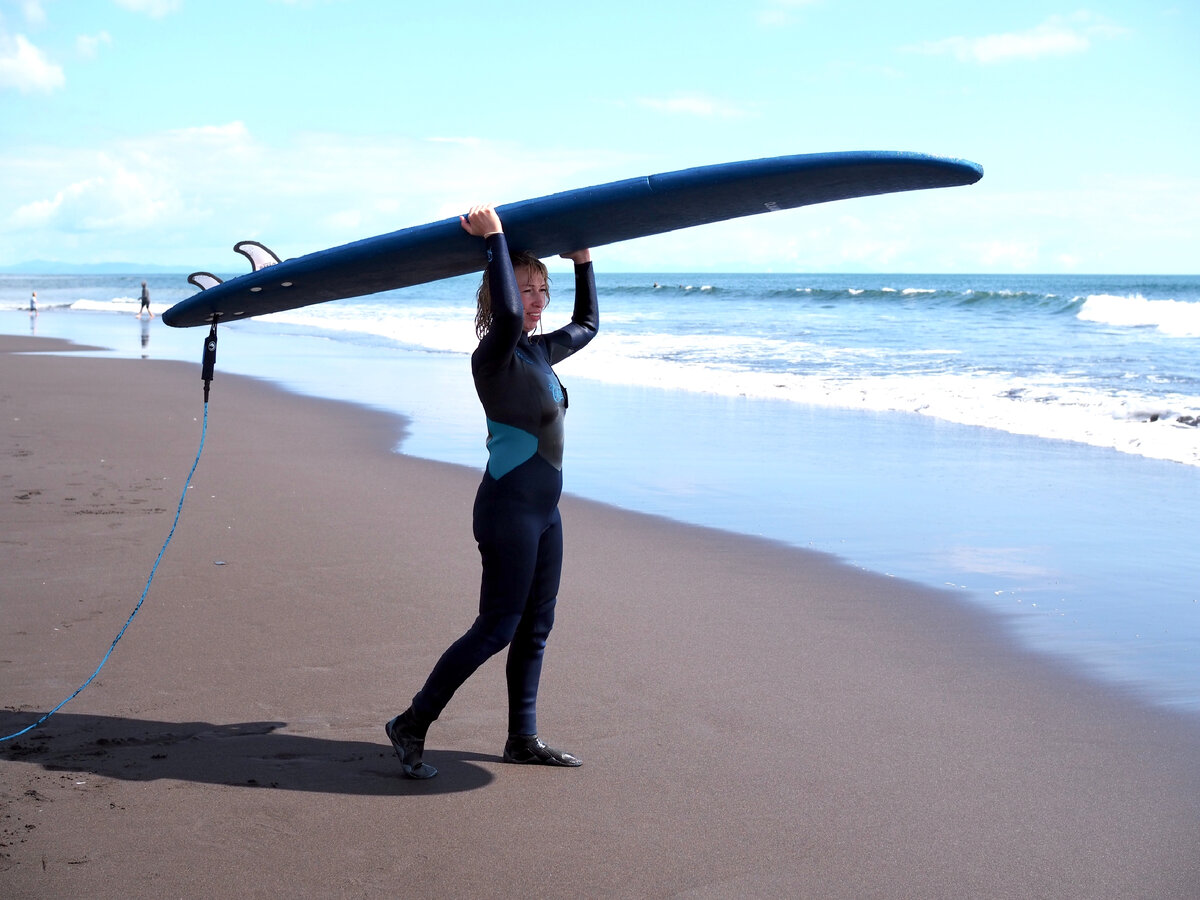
[4, 270, 1199, 713]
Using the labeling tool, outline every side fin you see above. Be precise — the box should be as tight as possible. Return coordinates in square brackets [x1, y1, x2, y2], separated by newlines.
[234, 240, 282, 272]
[188, 272, 223, 290]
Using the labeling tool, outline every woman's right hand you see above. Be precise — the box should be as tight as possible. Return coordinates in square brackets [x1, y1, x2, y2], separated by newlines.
[460, 204, 503, 238]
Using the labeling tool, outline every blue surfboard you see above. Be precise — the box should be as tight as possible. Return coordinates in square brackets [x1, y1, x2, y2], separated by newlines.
[163, 150, 982, 328]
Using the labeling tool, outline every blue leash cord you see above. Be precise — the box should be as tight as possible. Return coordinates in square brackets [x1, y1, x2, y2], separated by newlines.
[1, 399, 211, 744]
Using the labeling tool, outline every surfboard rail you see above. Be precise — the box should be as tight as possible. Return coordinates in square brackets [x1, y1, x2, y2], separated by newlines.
[163, 150, 983, 328]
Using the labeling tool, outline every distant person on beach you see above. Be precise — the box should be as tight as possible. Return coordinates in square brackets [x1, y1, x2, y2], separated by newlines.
[385, 204, 597, 779]
[138, 281, 152, 318]
[29, 291, 37, 315]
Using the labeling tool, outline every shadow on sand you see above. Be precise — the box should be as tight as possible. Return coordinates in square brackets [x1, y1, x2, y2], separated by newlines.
[0, 712, 494, 795]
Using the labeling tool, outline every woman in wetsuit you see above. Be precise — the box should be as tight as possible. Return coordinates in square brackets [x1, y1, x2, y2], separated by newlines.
[386, 204, 597, 779]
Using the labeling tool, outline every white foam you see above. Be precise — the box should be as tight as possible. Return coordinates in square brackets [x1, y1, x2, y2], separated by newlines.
[560, 346, 1200, 468]
[230, 295, 1200, 469]
[261, 302, 478, 354]
[1077, 294, 1200, 337]
[71, 298, 166, 315]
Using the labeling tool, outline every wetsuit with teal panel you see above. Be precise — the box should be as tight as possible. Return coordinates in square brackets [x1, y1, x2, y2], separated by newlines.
[411, 233, 598, 735]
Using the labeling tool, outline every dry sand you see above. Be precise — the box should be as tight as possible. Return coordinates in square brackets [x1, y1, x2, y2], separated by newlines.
[2, 335, 1199, 898]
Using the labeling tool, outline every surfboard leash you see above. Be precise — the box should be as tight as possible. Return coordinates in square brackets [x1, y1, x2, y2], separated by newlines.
[0, 323, 219, 743]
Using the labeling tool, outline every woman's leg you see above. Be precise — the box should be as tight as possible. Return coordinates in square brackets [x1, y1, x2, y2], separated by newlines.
[409, 494, 541, 724]
[505, 509, 562, 735]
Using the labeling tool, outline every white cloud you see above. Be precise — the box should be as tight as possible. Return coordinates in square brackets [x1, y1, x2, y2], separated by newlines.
[829, 212, 912, 268]
[974, 239, 1040, 270]
[11, 156, 176, 231]
[112, 0, 182, 18]
[169, 120, 253, 142]
[907, 12, 1126, 64]
[0, 122, 638, 266]
[947, 173, 1200, 273]
[757, 0, 819, 27]
[327, 208, 362, 231]
[0, 33, 64, 92]
[77, 31, 112, 59]
[636, 94, 750, 118]
[21, 1, 49, 26]
[7, 117, 1191, 273]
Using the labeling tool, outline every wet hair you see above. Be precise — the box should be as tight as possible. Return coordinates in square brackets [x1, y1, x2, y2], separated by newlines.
[474, 250, 550, 340]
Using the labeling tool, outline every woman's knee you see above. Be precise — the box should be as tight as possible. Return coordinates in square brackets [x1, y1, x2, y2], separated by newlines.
[465, 611, 524, 656]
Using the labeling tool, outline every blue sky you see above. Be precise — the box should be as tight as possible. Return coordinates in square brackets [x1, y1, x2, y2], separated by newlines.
[1, 0, 1197, 273]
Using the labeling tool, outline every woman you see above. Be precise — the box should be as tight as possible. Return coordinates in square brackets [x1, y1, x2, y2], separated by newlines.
[386, 204, 597, 779]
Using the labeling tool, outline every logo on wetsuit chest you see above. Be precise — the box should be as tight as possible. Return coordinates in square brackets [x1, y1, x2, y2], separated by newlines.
[515, 347, 564, 404]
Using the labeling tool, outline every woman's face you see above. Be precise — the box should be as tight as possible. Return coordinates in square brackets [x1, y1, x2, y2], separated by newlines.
[515, 265, 550, 333]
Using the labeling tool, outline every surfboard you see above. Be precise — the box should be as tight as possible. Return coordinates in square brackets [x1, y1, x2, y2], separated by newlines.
[162, 150, 983, 328]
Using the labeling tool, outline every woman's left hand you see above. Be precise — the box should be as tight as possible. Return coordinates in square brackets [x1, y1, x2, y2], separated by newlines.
[560, 249, 592, 264]
[460, 204, 503, 238]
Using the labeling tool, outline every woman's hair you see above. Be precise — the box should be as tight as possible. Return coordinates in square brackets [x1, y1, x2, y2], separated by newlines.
[474, 250, 550, 339]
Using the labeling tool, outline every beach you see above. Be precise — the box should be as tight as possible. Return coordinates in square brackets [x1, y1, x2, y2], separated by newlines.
[3, 335, 1200, 898]
[8, 274, 1200, 717]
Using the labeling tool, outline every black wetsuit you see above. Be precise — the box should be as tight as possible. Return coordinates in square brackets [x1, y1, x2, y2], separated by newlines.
[410, 233, 598, 735]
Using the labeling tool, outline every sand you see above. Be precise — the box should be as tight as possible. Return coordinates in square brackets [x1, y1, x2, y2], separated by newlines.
[2, 335, 1199, 899]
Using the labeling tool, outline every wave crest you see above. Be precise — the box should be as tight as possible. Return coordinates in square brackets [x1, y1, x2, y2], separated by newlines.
[1077, 294, 1200, 337]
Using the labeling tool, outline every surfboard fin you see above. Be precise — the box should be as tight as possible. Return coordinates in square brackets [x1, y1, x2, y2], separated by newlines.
[234, 240, 282, 272]
[188, 272, 223, 290]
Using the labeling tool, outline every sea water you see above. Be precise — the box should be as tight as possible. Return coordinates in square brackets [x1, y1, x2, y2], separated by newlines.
[4, 271, 1199, 712]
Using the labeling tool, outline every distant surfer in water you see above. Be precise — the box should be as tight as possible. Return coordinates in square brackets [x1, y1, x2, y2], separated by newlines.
[385, 204, 597, 779]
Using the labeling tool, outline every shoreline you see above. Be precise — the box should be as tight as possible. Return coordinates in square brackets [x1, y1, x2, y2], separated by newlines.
[5, 308, 1200, 715]
[3, 335, 1200, 897]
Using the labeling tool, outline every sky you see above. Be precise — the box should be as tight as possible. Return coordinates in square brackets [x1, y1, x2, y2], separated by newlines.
[1, 0, 1197, 274]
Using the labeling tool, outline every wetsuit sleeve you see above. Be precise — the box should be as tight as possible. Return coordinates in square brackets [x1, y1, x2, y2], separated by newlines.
[473, 233, 523, 373]
[544, 261, 598, 366]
